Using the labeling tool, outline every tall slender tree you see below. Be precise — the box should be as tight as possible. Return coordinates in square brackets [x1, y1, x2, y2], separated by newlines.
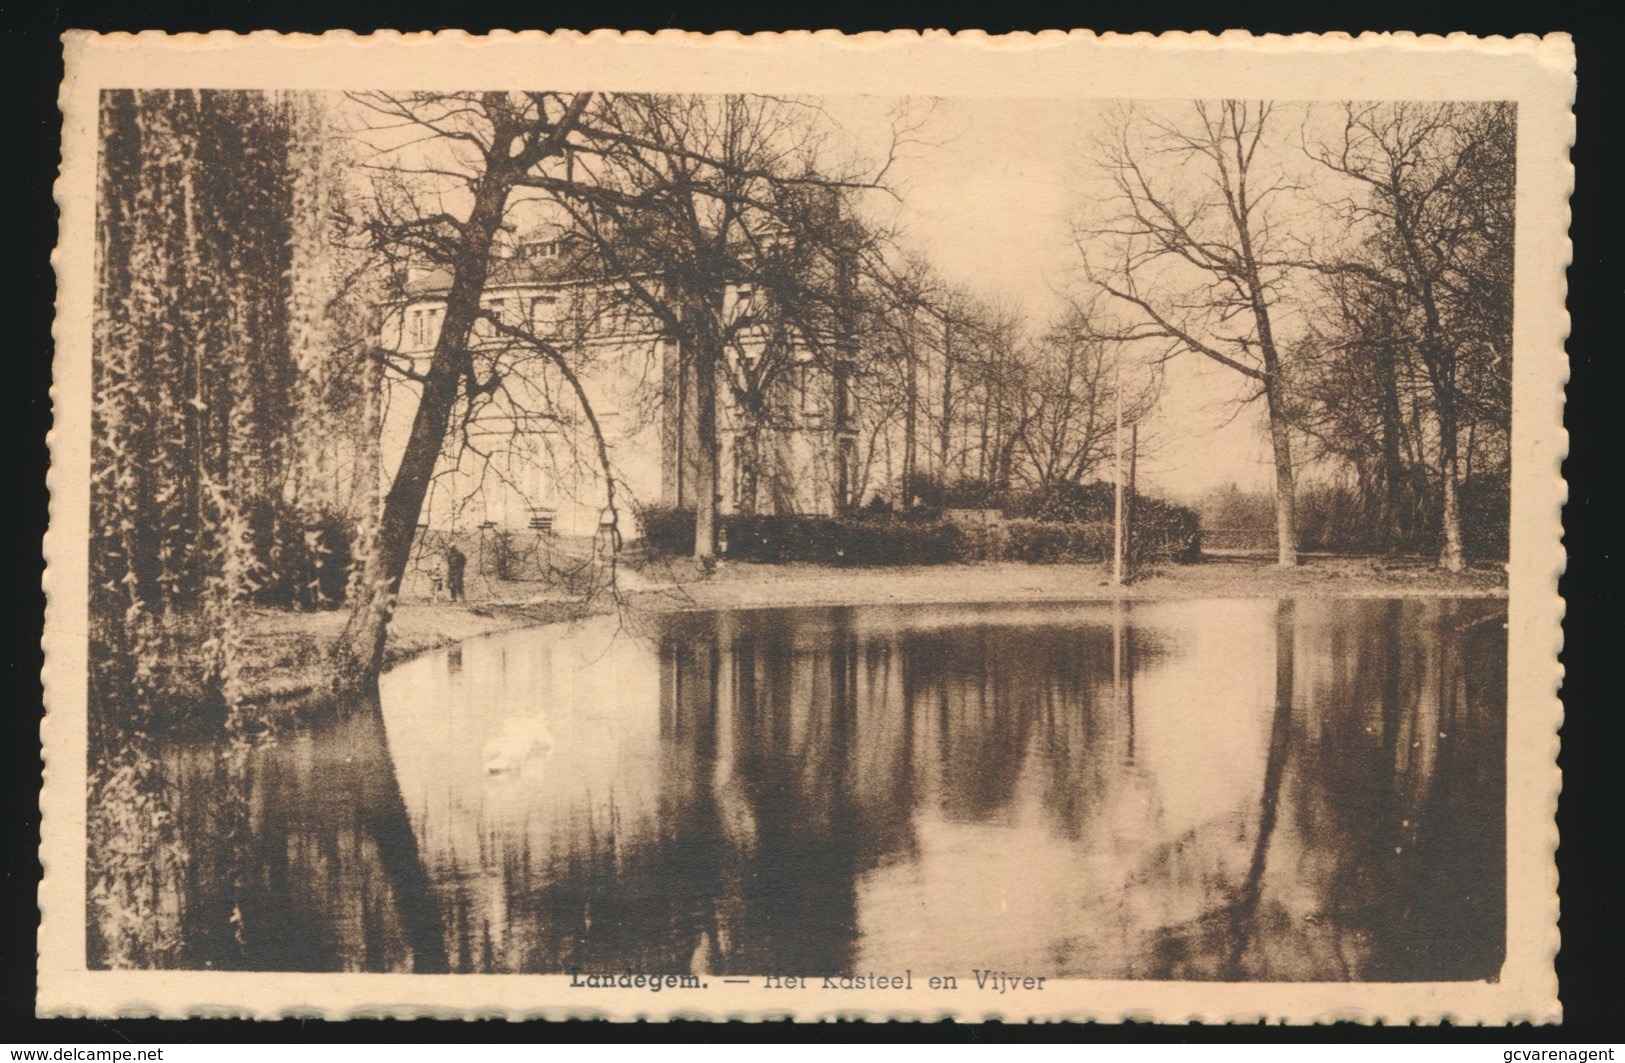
[338, 91, 593, 674]
[1079, 101, 1305, 566]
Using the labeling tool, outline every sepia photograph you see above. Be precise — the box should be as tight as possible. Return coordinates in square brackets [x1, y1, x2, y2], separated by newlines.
[42, 31, 1571, 1022]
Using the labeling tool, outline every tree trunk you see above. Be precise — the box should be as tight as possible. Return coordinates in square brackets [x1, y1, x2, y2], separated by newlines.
[339, 174, 510, 677]
[1395, 208, 1466, 573]
[1126, 420, 1138, 568]
[693, 339, 720, 566]
[1264, 379, 1299, 567]
[1437, 400, 1466, 572]
[1377, 341, 1407, 556]
[977, 359, 994, 485]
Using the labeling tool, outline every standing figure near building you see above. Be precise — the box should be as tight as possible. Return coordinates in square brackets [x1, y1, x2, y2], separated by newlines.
[425, 550, 446, 602]
[445, 545, 467, 602]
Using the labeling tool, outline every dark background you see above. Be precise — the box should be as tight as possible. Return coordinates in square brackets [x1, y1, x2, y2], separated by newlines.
[2, 0, 1617, 1042]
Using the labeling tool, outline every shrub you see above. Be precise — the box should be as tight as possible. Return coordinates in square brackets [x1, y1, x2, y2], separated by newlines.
[1297, 482, 1371, 553]
[1129, 495, 1203, 563]
[861, 493, 893, 516]
[999, 519, 1110, 563]
[303, 508, 356, 605]
[943, 478, 1003, 510]
[1460, 473, 1510, 560]
[839, 517, 962, 565]
[901, 472, 946, 514]
[639, 506, 697, 556]
[1008, 481, 1118, 524]
[726, 514, 963, 566]
[1007, 481, 1201, 563]
[638, 508, 964, 565]
[635, 496, 1199, 567]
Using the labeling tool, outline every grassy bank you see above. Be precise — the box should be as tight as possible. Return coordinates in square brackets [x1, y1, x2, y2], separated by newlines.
[236, 554, 1504, 703]
[237, 593, 594, 703]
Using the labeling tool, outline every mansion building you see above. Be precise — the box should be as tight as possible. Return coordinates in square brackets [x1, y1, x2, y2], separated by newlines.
[379, 227, 860, 542]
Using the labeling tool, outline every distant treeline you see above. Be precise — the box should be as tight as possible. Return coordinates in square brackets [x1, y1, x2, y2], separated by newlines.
[1193, 478, 1509, 559]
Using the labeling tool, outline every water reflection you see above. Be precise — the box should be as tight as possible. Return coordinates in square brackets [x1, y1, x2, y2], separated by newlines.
[89, 691, 448, 972]
[87, 597, 1506, 981]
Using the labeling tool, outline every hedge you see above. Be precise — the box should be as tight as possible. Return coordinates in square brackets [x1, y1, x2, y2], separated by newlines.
[640, 508, 963, 565]
[637, 506, 1198, 566]
[1005, 481, 1201, 563]
[640, 505, 698, 556]
[995, 519, 1111, 563]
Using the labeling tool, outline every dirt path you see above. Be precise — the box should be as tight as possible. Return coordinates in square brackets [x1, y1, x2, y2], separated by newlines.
[621, 555, 1507, 615]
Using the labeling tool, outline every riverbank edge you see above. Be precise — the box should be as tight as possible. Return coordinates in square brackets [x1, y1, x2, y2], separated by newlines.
[622, 556, 1509, 614]
[237, 556, 1508, 706]
[236, 597, 596, 708]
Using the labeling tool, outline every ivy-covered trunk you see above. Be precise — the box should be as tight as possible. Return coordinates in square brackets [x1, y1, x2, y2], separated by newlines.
[89, 89, 341, 967]
[90, 89, 314, 736]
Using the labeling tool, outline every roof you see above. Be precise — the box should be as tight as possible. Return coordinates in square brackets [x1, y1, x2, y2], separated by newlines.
[404, 228, 608, 298]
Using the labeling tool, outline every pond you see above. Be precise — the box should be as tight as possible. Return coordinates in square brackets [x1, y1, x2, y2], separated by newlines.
[88, 596, 1507, 982]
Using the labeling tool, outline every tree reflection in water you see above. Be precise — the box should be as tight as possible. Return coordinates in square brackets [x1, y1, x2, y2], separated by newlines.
[87, 597, 1505, 981]
[87, 688, 448, 972]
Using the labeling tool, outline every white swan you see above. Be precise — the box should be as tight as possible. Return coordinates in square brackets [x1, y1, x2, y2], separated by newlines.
[481, 715, 555, 774]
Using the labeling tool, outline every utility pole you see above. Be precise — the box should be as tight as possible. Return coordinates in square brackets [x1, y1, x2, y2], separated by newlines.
[901, 319, 918, 510]
[1127, 420, 1138, 578]
[938, 315, 953, 485]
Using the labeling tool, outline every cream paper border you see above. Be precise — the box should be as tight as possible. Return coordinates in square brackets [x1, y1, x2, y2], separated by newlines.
[43, 29, 1572, 1023]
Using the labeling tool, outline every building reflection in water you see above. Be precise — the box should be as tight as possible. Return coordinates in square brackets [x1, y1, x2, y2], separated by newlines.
[88, 597, 1506, 981]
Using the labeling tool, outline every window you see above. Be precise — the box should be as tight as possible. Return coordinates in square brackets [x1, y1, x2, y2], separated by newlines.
[530, 295, 558, 328]
[732, 286, 756, 329]
[410, 309, 427, 347]
[529, 510, 556, 534]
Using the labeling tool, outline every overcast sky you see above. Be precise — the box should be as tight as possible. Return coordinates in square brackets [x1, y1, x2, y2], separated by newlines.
[826, 95, 1290, 502]
[348, 92, 1307, 502]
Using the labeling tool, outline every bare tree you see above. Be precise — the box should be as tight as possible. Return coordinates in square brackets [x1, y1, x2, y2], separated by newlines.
[862, 257, 935, 505]
[1015, 306, 1157, 489]
[1079, 101, 1304, 566]
[1305, 101, 1514, 570]
[336, 91, 893, 674]
[514, 94, 888, 549]
[337, 91, 594, 675]
[1295, 261, 1434, 554]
